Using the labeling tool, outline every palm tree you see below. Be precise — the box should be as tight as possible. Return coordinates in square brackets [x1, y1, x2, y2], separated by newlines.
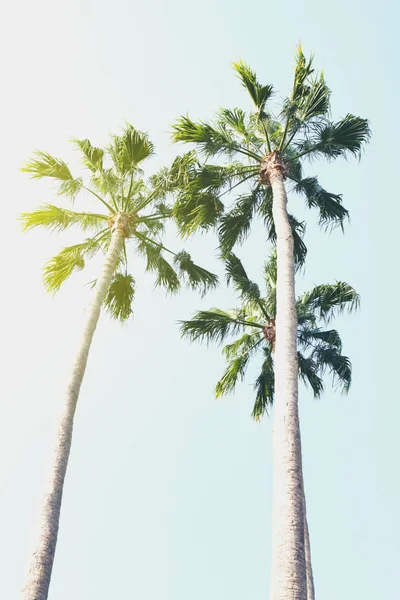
[20, 124, 218, 600]
[171, 46, 369, 599]
[181, 252, 359, 599]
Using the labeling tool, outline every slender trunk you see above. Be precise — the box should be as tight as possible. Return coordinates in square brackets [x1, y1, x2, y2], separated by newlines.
[269, 166, 307, 600]
[303, 489, 315, 600]
[22, 221, 125, 600]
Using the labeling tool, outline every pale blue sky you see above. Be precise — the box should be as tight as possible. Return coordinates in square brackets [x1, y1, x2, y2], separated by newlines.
[1, 0, 398, 599]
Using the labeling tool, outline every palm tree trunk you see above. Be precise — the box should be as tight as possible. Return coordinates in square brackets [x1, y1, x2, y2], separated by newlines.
[269, 163, 307, 600]
[303, 490, 315, 600]
[22, 220, 125, 600]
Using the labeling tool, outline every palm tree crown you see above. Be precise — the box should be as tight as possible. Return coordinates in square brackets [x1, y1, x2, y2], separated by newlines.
[170, 45, 370, 259]
[181, 252, 359, 420]
[21, 124, 218, 319]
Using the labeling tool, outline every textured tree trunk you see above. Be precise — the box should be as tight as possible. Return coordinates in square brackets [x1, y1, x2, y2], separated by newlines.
[303, 490, 315, 600]
[268, 161, 307, 600]
[22, 221, 125, 600]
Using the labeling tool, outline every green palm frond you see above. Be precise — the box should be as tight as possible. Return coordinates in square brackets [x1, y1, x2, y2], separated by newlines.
[188, 162, 256, 194]
[150, 152, 200, 198]
[292, 44, 315, 100]
[232, 61, 274, 113]
[72, 138, 104, 172]
[298, 327, 342, 351]
[173, 250, 218, 296]
[294, 177, 348, 228]
[136, 237, 180, 294]
[218, 108, 247, 135]
[21, 204, 108, 233]
[173, 189, 223, 236]
[312, 347, 352, 393]
[222, 331, 263, 360]
[215, 353, 249, 397]
[172, 117, 260, 160]
[21, 151, 82, 199]
[43, 235, 108, 293]
[90, 168, 119, 197]
[297, 76, 331, 123]
[218, 108, 264, 151]
[299, 282, 360, 322]
[262, 252, 277, 316]
[22, 151, 74, 181]
[171, 117, 236, 157]
[298, 352, 324, 398]
[252, 347, 275, 420]
[104, 273, 135, 322]
[218, 186, 262, 256]
[310, 114, 371, 159]
[180, 308, 257, 344]
[224, 253, 263, 307]
[137, 218, 165, 237]
[109, 124, 155, 174]
[282, 76, 331, 150]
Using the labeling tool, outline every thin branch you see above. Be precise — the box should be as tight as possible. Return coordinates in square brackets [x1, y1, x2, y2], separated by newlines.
[124, 172, 134, 212]
[123, 242, 128, 275]
[279, 116, 291, 152]
[288, 143, 322, 162]
[233, 145, 263, 162]
[281, 129, 297, 153]
[82, 185, 116, 214]
[216, 170, 259, 201]
[134, 230, 176, 256]
[136, 213, 170, 223]
[259, 114, 272, 153]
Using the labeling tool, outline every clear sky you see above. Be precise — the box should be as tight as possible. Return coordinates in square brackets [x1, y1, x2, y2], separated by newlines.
[1, 0, 398, 598]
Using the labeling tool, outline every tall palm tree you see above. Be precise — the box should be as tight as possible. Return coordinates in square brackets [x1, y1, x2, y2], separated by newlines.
[171, 46, 369, 599]
[181, 252, 359, 599]
[20, 124, 218, 600]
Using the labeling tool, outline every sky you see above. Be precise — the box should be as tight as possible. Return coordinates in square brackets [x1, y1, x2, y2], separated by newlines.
[1, 0, 399, 598]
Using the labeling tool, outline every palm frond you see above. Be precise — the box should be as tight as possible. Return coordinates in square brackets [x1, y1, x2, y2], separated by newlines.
[173, 189, 224, 236]
[109, 124, 155, 174]
[298, 351, 324, 398]
[172, 117, 254, 159]
[294, 177, 348, 229]
[312, 114, 371, 159]
[180, 308, 252, 344]
[262, 252, 277, 316]
[90, 168, 119, 197]
[72, 138, 104, 172]
[136, 238, 180, 293]
[173, 250, 218, 296]
[232, 61, 274, 112]
[218, 186, 261, 256]
[20, 204, 108, 233]
[224, 253, 263, 307]
[298, 76, 331, 123]
[218, 108, 247, 135]
[292, 44, 314, 100]
[22, 150, 73, 181]
[21, 151, 82, 199]
[104, 273, 135, 322]
[150, 152, 200, 198]
[215, 353, 249, 397]
[252, 346, 275, 420]
[283, 76, 331, 138]
[298, 327, 342, 351]
[312, 347, 352, 393]
[43, 236, 107, 292]
[222, 331, 263, 360]
[299, 282, 360, 322]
